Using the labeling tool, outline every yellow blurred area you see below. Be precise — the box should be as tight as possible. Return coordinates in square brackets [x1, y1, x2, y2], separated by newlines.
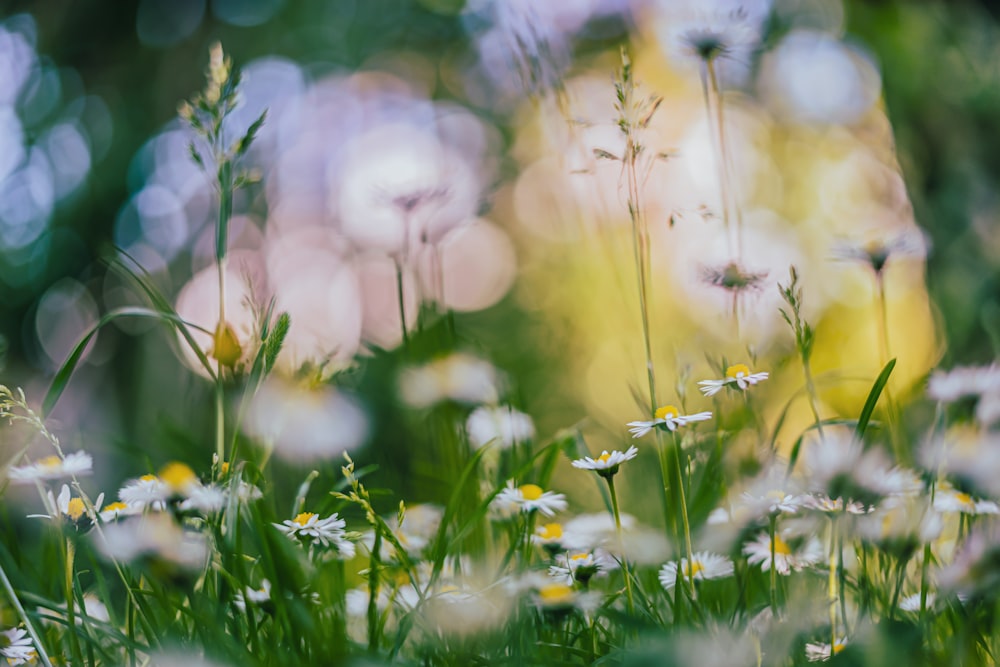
[503, 37, 942, 455]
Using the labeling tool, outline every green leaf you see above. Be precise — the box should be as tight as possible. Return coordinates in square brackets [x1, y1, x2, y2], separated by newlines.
[42, 307, 216, 417]
[264, 312, 290, 372]
[855, 358, 896, 441]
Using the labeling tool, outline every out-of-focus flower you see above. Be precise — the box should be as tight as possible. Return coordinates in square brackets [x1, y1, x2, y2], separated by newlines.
[531, 582, 600, 614]
[933, 485, 999, 515]
[0, 627, 35, 665]
[927, 364, 1000, 403]
[628, 405, 712, 437]
[803, 430, 918, 504]
[118, 474, 169, 509]
[743, 530, 822, 574]
[805, 637, 848, 662]
[562, 512, 637, 551]
[94, 513, 209, 570]
[532, 522, 566, 551]
[830, 230, 927, 277]
[571, 446, 639, 477]
[99, 500, 141, 522]
[698, 364, 768, 397]
[399, 353, 501, 409]
[492, 481, 567, 518]
[9, 450, 92, 483]
[899, 592, 936, 613]
[651, 0, 772, 86]
[548, 550, 617, 586]
[244, 376, 369, 464]
[466, 405, 535, 450]
[274, 511, 355, 558]
[659, 552, 734, 590]
[234, 580, 272, 613]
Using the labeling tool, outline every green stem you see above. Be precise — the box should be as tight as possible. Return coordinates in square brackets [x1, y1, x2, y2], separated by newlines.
[0, 558, 54, 667]
[607, 475, 635, 615]
[367, 530, 382, 652]
[768, 515, 778, 616]
[803, 358, 825, 440]
[828, 517, 839, 654]
[394, 258, 410, 348]
[670, 431, 695, 598]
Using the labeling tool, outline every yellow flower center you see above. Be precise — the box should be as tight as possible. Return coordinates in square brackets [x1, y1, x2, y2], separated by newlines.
[655, 405, 680, 420]
[159, 462, 197, 490]
[66, 497, 86, 521]
[773, 536, 792, 556]
[293, 512, 316, 526]
[38, 455, 62, 469]
[538, 583, 574, 604]
[104, 502, 127, 514]
[140, 474, 158, 482]
[220, 461, 230, 475]
[955, 492, 973, 506]
[538, 523, 563, 540]
[833, 642, 845, 655]
[597, 452, 612, 463]
[570, 553, 589, 562]
[683, 560, 704, 578]
[765, 489, 786, 500]
[519, 484, 544, 501]
[726, 364, 750, 379]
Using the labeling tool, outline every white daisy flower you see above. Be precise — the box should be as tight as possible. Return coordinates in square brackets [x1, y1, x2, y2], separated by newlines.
[0, 627, 35, 665]
[234, 579, 272, 612]
[899, 592, 935, 612]
[927, 364, 1000, 403]
[398, 353, 501, 409]
[93, 513, 209, 570]
[274, 512, 356, 558]
[743, 531, 823, 575]
[698, 364, 769, 397]
[178, 484, 227, 513]
[571, 446, 639, 477]
[933, 485, 1000, 515]
[492, 481, 567, 518]
[804, 495, 869, 515]
[118, 474, 170, 508]
[658, 552, 734, 590]
[831, 230, 927, 275]
[99, 500, 142, 522]
[805, 637, 848, 662]
[466, 405, 535, 450]
[9, 450, 92, 483]
[627, 405, 713, 437]
[532, 522, 565, 550]
[548, 551, 617, 586]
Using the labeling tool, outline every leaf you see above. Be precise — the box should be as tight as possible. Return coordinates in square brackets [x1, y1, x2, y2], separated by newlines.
[43, 307, 216, 418]
[235, 109, 268, 156]
[855, 358, 896, 441]
[264, 312, 290, 372]
[593, 148, 620, 161]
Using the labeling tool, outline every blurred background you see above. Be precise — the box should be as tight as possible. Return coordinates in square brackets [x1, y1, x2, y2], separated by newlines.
[2, 0, 1000, 521]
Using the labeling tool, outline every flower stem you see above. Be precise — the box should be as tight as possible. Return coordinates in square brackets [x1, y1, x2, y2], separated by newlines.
[607, 475, 635, 615]
[768, 514, 778, 616]
[828, 517, 839, 655]
[670, 431, 696, 598]
[0, 559, 54, 667]
[394, 258, 410, 348]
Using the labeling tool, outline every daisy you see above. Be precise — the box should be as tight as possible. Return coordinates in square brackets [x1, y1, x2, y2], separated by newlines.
[274, 512, 356, 558]
[532, 522, 565, 551]
[532, 583, 601, 614]
[627, 405, 712, 438]
[899, 592, 936, 612]
[234, 579, 272, 612]
[466, 405, 536, 450]
[178, 485, 227, 513]
[118, 474, 170, 508]
[492, 481, 567, 517]
[927, 364, 1000, 403]
[698, 364, 768, 397]
[804, 495, 869, 515]
[805, 637, 848, 662]
[9, 450, 92, 483]
[548, 551, 612, 586]
[0, 627, 35, 665]
[743, 531, 823, 575]
[831, 230, 926, 276]
[571, 446, 638, 477]
[655, 3, 767, 72]
[99, 501, 139, 522]
[659, 552, 734, 590]
[933, 486, 1000, 515]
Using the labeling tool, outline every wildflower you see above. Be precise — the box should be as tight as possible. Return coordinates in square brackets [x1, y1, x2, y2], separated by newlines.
[93, 513, 208, 570]
[399, 353, 501, 409]
[531, 582, 601, 614]
[99, 501, 139, 522]
[548, 551, 616, 586]
[0, 627, 35, 665]
[178, 484, 227, 513]
[804, 431, 917, 504]
[532, 522, 565, 552]
[627, 405, 712, 437]
[899, 592, 936, 612]
[571, 446, 639, 478]
[928, 364, 1000, 403]
[659, 552, 734, 590]
[561, 512, 637, 551]
[933, 485, 999, 515]
[234, 579, 272, 612]
[9, 450, 92, 483]
[274, 512, 356, 558]
[830, 230, 926, 276]
[492, 481, 567, 517]
[804, 495, 869, 515]
[466, 405, 535, 449]
[118, 474, 170, 508]
[805, 638, 848, 662]
[655, 3, 767, 74]
[743, 531, 823, 575]
[698, 364, 769, 397]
